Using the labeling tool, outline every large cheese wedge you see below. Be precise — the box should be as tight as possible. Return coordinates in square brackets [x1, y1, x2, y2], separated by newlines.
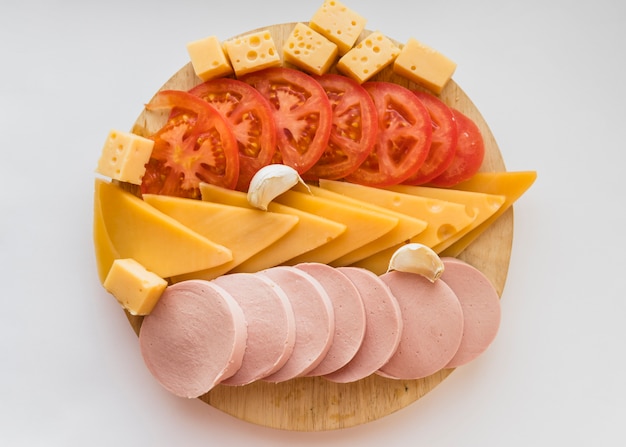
[386, 184, 506, 253]
[142, 194, 299, 282]
[303, 185, 427, 266]
[275, 189, 399, 265]
[441, 171, 537, 257]
[199, 183, 346, 272]
[95, 179, 232, 278]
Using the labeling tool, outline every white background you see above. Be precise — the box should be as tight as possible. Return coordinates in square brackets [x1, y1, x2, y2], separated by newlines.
[2, 0, 625, 445]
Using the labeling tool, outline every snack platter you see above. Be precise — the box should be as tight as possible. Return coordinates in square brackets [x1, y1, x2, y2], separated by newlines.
[95, 3, 534, 432]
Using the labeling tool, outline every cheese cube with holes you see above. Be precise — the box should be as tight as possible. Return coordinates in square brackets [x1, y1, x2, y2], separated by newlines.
[283, 23, 338, 75]
[96, 130, 154, 185]
[223, 30, 281, 77]
[186, 35, 233, 81]
[103, 258, 168, 316]
[393, 38, 457, 94]
[309, 0, 366, 55]
[336, 31, 400, 83]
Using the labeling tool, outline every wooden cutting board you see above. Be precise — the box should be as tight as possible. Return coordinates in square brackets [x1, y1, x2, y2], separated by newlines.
[124, 23, 512, 431]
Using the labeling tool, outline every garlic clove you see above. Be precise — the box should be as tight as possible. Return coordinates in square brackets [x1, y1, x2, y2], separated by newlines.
[387, 243, 445, 282]
[247, 164, 310, 210]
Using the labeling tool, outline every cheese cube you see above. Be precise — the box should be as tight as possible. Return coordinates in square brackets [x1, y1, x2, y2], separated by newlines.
[103, 258, 168, 316]
[336, 31, 400, 83]
[283, 23, 338, 75]
[96, 130, 154, 185]
[223, 30, 281, 77]
[186, 35, 233, 81]
[309, 0, 366, 55]
[393, 38, 457, 94]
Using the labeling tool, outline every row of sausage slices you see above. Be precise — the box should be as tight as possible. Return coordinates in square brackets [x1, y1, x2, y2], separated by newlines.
[139, 258, 501, 399]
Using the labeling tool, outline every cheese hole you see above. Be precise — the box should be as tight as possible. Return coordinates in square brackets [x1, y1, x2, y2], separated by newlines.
[249, 36, 261, 47]
[247, 50, 258, 61]
[437, 224, 456, 241]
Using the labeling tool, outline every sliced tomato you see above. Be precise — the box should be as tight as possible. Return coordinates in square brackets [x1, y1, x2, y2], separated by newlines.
[346, 82, 432, 187]
[140, 90, 239, 199]
[188, 78, 276, 191]
[302, 74, 378, 181]
[239, 67, 332, 174]
[403, 91, 458, 185]
[428, 109, 485, 187]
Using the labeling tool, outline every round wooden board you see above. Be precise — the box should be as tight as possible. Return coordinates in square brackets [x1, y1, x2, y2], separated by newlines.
[124, 23, 512, 431]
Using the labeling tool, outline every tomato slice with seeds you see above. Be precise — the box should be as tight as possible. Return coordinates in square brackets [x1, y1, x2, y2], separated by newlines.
[240, 67, 332, 174]
[428, 109, 485, 187]
[140, 90, 239, 199]
[403, 90, 458, 185]
[303, 74, 378, 181]
[346, 82, 432, 187]
[188, 78, 276, 191]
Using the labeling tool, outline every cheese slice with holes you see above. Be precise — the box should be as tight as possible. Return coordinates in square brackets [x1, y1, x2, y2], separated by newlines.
[95, 179, 232, 278]
[142, 194, 299, 282]
[336, 31, 400, 83]
[275, 189, 399, 265]
[199, 183, 346, 272]
[283, 22, 338, 75]
[223, 30, 281, 76]
[309, 0, 366, 55]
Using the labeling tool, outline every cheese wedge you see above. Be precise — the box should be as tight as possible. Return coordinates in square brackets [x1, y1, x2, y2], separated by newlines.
[199, 183, 346, 272]
[303, 185, 427, 266]
[441, 171, 537, 257]
[95, 179, 232, 278]
[142, 194, 299, 282]
[94, 181, 120, 284]
[275, 189, 399, 265]
[386, 184, 506, 253]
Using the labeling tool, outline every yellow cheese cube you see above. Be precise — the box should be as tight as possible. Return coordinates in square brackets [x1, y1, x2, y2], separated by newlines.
[283, 23, 338, 75]
[336, 31, 400, 83]
[393, 38, 457, 94]
[186, 35, 233, 81]
[103, 258, 167, 316]
[309, 0, 366, 55]
[96, 130, 154, 185]
[223, 30, 281, 77]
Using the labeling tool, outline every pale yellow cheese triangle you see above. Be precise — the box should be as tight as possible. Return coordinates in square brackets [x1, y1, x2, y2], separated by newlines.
[199, 183, 346, 272]
[303, 185, 427, 267]
[275, 189, 399, 265]
[93, 180, 120, 284]
[142, 194, 299, 282]
[96, 179, 232, 278]
[386, 184, 506, 254]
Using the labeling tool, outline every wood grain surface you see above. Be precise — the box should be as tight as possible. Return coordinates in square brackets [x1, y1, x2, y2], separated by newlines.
[124, 23, 512, 431]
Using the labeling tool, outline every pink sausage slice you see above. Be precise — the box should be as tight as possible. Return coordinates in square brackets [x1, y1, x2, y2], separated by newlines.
[324, 267, 403, 383]
[378, 271, 464, 380]
[258, 266, 335, 382]
[212, 273, 296, 385]
[295, 263, 366, 376]
[440, 257, 501, 368]
[139, 280, 247, 398]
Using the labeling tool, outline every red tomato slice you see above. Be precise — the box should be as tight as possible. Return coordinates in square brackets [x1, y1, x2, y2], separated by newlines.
[140, 90, 239, 199]
[302, 74, 378, 181]
[403, 91, 458, 185]
[428, 109, 485, 187]
[346, 82, 432, 187]
[239, 67, 332, 174]
[188, 78, 276, 191]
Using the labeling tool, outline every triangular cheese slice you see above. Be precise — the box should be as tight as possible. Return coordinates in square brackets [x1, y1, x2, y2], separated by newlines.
[93, 180, 120, 284]
[142, 194, 299, 282]
[96, 179, 232, 278]
[275, 189, 399, 265]
[440, 171, 537, 257]
[303, 185, 427, 266]
[199, 183, 346, 272]
[386, 184, 506, 254]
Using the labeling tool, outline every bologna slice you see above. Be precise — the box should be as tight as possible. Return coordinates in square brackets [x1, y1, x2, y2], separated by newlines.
[324, 267, 403, 383]
[139, 280, 247, 398]
[258, 266, 335, 382]
[378, 271, 464, 380]
[295, 263, 367, 376]
[440, 257, 501, 368]
[212, 272, 296, 385]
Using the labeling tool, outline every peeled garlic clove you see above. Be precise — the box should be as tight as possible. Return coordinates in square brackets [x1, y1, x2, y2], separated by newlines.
[387, 243, 444, 282]
[247, 164, 310, 210]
